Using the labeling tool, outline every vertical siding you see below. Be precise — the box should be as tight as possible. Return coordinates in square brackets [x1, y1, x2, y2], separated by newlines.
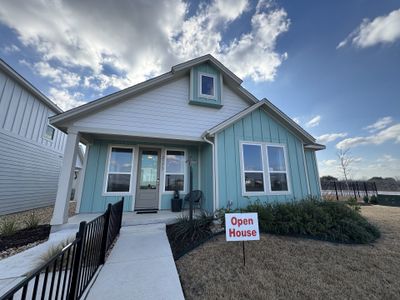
[0, 69, 66, 153]
[0, 69, 66, 215]
[216, 108, 317, 209]
[200, 143, 214, 213]
[80, 140, 201, 213]
[305, 150, 321, 197]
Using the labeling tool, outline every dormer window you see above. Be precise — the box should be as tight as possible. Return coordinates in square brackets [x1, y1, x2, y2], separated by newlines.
[199, 72, 216, 99]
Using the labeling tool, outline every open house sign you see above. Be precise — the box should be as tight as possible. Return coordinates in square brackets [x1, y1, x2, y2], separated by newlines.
[225, 213, 260, 241]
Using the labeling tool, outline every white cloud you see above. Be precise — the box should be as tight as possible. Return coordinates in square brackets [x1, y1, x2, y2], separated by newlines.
[364, 116, 393, 133]
[33, 62, 81, 88]
[48, 88, 85, 111]
[337, 8, 400, 49]
[305, 115, 321, 128]
[317, 132, 348, 144]
[377, 154, 398, 163]
[2, 44, 20, 53]
[336, 123, 400, 149]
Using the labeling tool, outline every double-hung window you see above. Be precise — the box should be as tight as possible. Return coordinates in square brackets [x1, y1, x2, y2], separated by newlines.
[105, 147, 134, 193]
[241, 142, 289, 195]
[164, 150, 185, 192]
[267, 146, 288, 192]
[241, 144, 265, 193]
[43, 125, 55, 141]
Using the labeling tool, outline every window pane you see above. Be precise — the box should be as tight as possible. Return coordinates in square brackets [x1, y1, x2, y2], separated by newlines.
[244, 172, 264, 192]
[140, 151, 158, 189]
[201, 75, 214, 96]
[107, 174, 130, 192]
[270, 173, 288, 191]
[44, 125, 55, 140]
[165, 174, 184, 191]
[166, 151, 185, 173]
[109, 148, 132, 172]
[267, 146, 286, 172]
[243, 144, 263, 171]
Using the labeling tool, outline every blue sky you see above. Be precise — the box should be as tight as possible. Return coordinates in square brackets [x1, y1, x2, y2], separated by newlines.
[0, 0, 399, 179]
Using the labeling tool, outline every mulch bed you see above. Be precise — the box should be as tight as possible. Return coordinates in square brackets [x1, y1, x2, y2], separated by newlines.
[0, 225, 51, 252]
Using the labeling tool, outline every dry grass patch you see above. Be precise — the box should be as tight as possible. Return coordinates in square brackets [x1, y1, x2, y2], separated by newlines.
[176, 206, 400, 299]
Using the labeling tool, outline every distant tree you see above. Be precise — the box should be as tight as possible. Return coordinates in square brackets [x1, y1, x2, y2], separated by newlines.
[320, 175, 338, 182]
[337, 148, 354, 189]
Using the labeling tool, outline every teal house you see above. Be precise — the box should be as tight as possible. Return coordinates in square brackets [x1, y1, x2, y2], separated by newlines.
[50, 55, 325, 225]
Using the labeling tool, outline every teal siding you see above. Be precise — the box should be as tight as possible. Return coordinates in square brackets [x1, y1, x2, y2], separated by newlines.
[79, 139, 202, 213]
[305, 150, 321, 197]
[189, 63, 222, 108]
[200, 143, 214, 213]
[216, 108, 318, 209]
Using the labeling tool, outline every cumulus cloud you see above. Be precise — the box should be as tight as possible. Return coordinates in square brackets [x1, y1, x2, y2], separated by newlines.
[317, 132, 348, 144]
[337, 8, 400, 49]
[364, 116, 393, 133]
[48, 88, 85, 111]
[336, 123, 400, 149]
[305, 115, 321, 128]
[0, 0, 290, 109]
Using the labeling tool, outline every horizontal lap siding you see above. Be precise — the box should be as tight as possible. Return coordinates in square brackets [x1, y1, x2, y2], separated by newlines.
[73, 77, 249, 138]
[80, 140, 200, 213]
[0, 130, 62, 215]
[217, 108, 311, 209]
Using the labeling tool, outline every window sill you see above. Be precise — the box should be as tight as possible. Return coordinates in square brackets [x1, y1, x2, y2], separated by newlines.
[189, 100, 223, 109]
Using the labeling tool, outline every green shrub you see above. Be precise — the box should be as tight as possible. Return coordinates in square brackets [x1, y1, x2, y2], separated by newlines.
[346, 197, 361, 212]
[24, 212, 40, 229]
[230, 198, 380, 244]
[369, 195, 378, 204]
[363, 196, 369, 204]
[0, 218, 18, 236]
[169, 212, 214, 245]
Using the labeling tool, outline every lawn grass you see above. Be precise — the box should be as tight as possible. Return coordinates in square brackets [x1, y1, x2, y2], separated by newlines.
[176, 206, 400, 299]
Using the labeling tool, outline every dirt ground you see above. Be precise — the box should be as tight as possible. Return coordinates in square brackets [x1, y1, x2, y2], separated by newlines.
[176, 205, 400, 300]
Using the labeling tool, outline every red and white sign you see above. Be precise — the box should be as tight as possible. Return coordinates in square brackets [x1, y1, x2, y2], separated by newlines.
[225, 213, 260, 241]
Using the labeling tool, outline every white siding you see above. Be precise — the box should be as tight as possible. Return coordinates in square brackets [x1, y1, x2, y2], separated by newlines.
[0, 70, 66, 152]
[73, 77, 250, 138]
[0, 68, 66, 215]
[0, 129, 63, 214]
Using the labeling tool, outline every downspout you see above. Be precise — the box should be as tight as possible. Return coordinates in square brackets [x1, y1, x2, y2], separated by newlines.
[202, 134, 217, 212]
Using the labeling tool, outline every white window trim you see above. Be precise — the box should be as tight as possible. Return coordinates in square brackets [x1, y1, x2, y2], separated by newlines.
[43, 124, 56, 141]
[103, 145, 135, 196]
[265, 143, 291, 195]
[198, 72, 217, 99]
[240, 142, 266, 196]
[163, 148, 187, 194]
[240, 141, 291, 196]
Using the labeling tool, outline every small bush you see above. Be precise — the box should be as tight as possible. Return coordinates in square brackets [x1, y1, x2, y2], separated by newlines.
[363, 196, 369, 204]
[369, 195, 378, 205]
[346, 197, 361, 212]
[233, 199, 380, 244]
[0, 218, 18, 236]
[24, 212, 40, 229]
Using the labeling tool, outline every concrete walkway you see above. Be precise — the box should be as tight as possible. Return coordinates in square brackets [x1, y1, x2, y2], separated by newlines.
[87, 224, 184, 300]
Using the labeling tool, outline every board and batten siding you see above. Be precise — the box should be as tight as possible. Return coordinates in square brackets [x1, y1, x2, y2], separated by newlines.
[216, 107, 318, 209]
[72, 76, 250, 139]
[304, 149, 321, 197]
[79, 139, 201, 213]
[0, 69, 66, 215]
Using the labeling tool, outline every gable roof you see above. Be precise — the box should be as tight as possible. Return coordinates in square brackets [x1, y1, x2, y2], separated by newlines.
[0, 59, 63, 114]
[203, 99, 325, 150]
[50, 54, 257, 128]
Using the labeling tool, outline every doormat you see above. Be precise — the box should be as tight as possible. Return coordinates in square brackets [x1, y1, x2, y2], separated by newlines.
[136, 210, 158, 214]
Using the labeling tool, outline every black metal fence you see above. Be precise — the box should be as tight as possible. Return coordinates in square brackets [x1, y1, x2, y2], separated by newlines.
[321, 181, 378, 201]
[0, 198, 124, 300]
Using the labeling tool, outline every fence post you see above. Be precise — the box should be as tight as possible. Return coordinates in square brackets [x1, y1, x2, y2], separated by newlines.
[352, 183, 357, 199]
[333, 181, 339, 201]
[69, 221, 86, 300]
[118, 197, 124, 232]
[373, 182, 378, 196]
[363, 182, 369, 198]
[99, 204, 112, 265]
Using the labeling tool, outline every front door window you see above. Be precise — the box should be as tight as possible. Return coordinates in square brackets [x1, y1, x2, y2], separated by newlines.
[139, 150, 158, 190]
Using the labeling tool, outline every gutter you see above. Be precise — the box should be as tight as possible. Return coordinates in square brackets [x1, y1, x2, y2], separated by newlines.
[202, 135, 217, 212]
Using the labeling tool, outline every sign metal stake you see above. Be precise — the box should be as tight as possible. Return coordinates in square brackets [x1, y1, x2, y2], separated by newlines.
[242, 241, 246, 266]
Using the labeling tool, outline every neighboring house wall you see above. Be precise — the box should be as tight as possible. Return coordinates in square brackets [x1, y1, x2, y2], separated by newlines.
[79, 139, 201, 213]
[199, 143, 214, 212]
[304, 149, 321, 197]
[216, 107, 315, 209]
[72, 77, 249, 140]
[0, 68, 66, 215]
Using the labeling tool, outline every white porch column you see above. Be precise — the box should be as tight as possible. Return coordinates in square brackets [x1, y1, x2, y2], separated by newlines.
[51, 130, 80, 225]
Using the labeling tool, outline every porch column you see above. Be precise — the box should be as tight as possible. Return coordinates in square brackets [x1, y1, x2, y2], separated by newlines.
[51, 130, 80, 225]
